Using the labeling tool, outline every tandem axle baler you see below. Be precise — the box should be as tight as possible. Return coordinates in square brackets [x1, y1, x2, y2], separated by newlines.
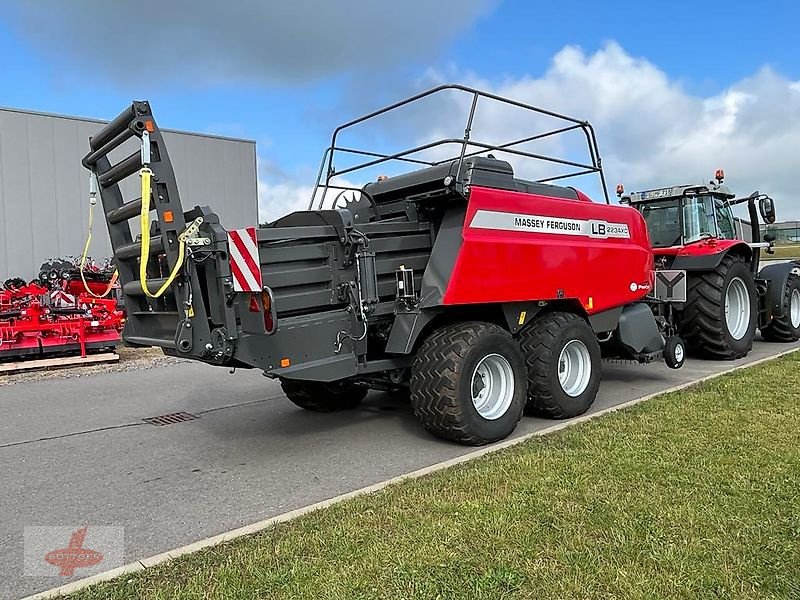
[83, 85, 684, 445]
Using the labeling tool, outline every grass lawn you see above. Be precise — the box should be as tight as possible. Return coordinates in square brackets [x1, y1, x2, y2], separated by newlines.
[72, 353, 800, 600]
[766, 245, 800, 260]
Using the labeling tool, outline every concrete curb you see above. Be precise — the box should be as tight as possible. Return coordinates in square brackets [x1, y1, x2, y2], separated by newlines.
[22, 347, 800, 599]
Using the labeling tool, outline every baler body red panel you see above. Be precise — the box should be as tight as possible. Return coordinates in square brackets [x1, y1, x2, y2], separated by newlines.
[443, 186, 654, 314]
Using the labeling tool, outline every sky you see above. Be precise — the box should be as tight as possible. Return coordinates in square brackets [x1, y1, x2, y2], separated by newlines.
[0, 0, 798, 221]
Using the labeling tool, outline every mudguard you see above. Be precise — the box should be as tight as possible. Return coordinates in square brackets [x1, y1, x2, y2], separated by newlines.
[759, 261, 800, 318]
[616, 303, 663, 355]
[669, 241, 752, 271]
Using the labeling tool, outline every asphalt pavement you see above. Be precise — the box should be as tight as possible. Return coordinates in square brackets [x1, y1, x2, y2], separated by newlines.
[2, 339, 799, 599]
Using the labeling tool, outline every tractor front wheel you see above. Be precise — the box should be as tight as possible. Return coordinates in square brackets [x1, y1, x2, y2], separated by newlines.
[761, 274, 800, 342]
[410, 322, 527, 445]
[281, 379, 367, 412]
[680, 254, 757, 359]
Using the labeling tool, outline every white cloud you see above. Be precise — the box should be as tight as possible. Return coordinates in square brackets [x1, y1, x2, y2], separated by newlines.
[257, 180, 314, 224]
[435, 43, 800, 219]
[258, 162, 361, 223]
[258, 42, 800, 222]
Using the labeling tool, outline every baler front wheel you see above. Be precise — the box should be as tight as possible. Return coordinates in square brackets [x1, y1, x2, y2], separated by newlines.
[281, 379, 367, 412]
[679, 254, 757, 359]
[410, 322, 526, 445]
[517, 312, 601, 419]
[761, 274, 800, 342]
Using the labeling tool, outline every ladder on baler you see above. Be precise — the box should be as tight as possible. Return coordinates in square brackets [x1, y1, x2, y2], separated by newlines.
[82, 102, 190, 349]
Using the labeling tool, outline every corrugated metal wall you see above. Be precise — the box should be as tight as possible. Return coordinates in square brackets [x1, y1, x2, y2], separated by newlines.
[0, 107, 258, 280]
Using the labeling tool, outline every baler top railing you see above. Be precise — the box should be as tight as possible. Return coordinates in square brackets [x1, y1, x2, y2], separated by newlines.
[310, 83, 609, 209]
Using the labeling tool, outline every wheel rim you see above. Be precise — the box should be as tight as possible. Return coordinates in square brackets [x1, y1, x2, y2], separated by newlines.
[674, 341, 684, 364]
[558, 340, 592, 397]
[791, 288, 800, 329]
[470, 353, 515, 420]
[725, 277, 751, 340]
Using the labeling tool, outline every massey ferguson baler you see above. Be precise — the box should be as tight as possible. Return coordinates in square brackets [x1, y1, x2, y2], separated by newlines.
[82, 85, 684, 445]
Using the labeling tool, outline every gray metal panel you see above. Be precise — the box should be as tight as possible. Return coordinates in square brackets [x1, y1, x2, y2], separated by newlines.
[0, 108, 257, 281]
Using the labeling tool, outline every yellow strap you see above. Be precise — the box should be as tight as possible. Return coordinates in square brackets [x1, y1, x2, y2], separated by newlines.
[80, 198, 118, 298]
[139, 167, 186, 298]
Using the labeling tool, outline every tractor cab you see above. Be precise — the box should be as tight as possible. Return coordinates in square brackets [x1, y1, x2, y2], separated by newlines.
[619, 172, 740, 250]
[618, 170, 777, 262]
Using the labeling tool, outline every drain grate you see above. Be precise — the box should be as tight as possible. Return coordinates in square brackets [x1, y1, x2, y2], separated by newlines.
[142, 412, 198, 426]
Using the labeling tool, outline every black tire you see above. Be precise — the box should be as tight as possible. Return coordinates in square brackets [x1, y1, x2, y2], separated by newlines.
[517, 312, 601, 419]
[280, 379, 367, 412]
[410, 322, 526, 445]
[679, 253, 757, 359]
[761, 274, 800, 342]
[664, 336, 686, 369]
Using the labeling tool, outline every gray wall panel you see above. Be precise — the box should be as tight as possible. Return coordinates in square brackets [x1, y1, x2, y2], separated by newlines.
[0, 107, 257, 281]
[1, 113, 34, 279]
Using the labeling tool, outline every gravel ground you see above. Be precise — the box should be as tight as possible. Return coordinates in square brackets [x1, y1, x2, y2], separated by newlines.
[0, 346, 184, 385]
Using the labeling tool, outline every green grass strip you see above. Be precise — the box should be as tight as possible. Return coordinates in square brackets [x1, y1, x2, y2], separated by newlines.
[72, 353, 800, 600]
[766, 246, 800, 260]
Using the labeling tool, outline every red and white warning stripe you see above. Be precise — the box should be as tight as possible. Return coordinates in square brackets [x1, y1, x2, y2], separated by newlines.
[227, 227, 263, 292]
[50, 290, 76, 308]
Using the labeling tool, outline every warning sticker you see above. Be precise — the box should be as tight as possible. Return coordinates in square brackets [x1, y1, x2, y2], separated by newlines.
[469, 210, 631, 239]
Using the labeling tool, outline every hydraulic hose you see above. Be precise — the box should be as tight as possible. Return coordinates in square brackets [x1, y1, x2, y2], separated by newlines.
[139, 167, 186, 298]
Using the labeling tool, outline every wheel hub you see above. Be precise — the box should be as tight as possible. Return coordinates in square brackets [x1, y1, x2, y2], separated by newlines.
[557, 340, 592, 397]
[674, 342, 684, 364]
[724, 277, 751, 341]
[791, 288, 800, 329]
[470, 353, 514, 421]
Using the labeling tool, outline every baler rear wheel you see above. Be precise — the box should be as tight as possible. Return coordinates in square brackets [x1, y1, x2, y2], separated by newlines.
[410, 322, 526, 445]
[679, 253, 757, 359]
[517, 311, 601, 419]
[281, 379, 367, 412]
[760, 274, 800, 342]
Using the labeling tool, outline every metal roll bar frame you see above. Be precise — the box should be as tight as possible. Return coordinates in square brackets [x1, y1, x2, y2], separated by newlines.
[308, 84, 610, 209]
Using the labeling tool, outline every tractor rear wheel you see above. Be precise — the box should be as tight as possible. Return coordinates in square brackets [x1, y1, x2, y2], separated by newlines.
[679, 254, 757, 359]
[281, 379, 367, 412]
[517, 311, 601, 419]
[410, 322, 526, 445]
[761, 274, 800, 342]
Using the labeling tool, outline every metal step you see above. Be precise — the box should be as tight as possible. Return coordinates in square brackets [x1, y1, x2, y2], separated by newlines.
[107, 197, 148, 225]
[131, 311, 180, 317]
[116, 235, 164, 260]
[99, 151, 142, 188]
[125, 336, 177, 349]
[122, 278, 172, 297]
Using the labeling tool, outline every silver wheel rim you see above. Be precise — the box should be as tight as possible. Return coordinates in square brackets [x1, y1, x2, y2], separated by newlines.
[558, 340, 592, 397]
[674, 341, 684, 364]
[725, 277, 751, 340]
[471, 353, 515, 421]
[791, 288, 800, 329]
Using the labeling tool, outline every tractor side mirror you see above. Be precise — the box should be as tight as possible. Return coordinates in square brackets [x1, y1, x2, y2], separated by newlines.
[759, 196, 776, 224]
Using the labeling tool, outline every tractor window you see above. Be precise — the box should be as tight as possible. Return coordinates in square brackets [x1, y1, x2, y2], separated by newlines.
[640, 200, 681, 247]
[714, 197, 736, 239]
[683, 195, 716, 243]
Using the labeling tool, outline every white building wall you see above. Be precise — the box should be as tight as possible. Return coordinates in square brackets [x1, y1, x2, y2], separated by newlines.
[0, 107, 257, 280]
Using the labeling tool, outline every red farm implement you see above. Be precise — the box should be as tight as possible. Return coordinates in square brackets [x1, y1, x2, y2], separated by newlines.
[0, 265, 124, 361]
